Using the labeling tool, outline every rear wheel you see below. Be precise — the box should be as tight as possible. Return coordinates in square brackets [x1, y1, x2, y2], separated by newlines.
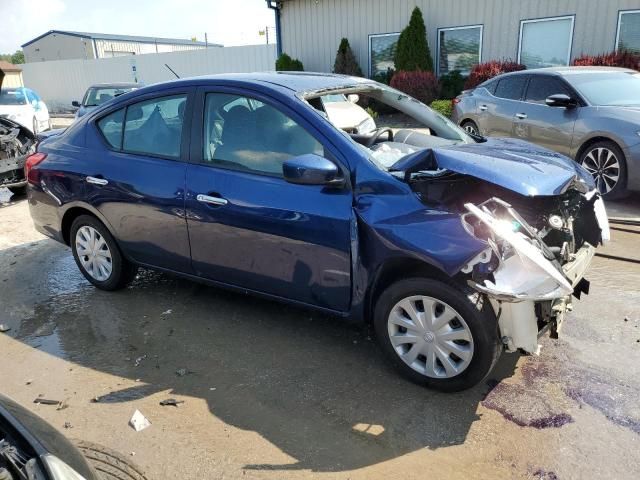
[70, 215, 137, 290]
[374, 278, 501, 392]
[75, 441, 148, 480]
[578, 140, 628, 199]
[461, 120, 479, 136]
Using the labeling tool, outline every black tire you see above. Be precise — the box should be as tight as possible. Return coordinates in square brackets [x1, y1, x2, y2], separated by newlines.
[8, 186, 26, 196]
[70, 215, 138, 291]
[373, 278, 502, 392]
[578, 140, 628, 200]
[75, 440, 148, 480]
[461, 120, 479, 136]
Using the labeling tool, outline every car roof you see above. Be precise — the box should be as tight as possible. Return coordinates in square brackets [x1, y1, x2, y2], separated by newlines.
[88, 82, 141, 88]
[126, 72, 375, 98]
[493, 66, 636, 80]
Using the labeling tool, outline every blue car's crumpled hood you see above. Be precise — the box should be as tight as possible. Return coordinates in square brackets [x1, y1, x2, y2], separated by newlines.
[391, 137, 595, 196]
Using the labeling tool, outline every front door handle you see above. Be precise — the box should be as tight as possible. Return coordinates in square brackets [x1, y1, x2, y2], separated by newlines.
[86, 176, 108, 186]
[515, 113, 528, 119]
[196, 193, 228, 206]
[479, 105, 488, 111]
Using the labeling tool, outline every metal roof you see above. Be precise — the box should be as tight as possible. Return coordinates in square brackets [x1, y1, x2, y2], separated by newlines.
[21, 30, 220, 48]
[0, 60, 22, 72]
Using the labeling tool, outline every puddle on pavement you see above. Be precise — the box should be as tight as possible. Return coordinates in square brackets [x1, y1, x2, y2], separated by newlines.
[483, 341, 640, 434]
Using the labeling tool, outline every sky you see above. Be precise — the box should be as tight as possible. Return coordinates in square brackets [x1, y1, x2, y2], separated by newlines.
[0, 0, 276, 53]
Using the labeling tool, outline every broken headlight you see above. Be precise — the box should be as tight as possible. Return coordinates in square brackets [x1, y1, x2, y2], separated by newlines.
[462, 198, 573, 301]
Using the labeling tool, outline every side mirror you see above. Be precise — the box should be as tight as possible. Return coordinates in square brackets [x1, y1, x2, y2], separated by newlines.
[283, 154, 344, 187]
[347, 94, 359, 104]
[72, 100, 80, 108]
[546, 93, 577, 108]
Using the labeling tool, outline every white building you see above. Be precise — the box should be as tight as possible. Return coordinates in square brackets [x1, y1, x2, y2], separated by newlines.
[22, 30, 221, 63]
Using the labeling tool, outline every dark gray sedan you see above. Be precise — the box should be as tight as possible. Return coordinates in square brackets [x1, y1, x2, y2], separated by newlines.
[452, 67, 640, 198]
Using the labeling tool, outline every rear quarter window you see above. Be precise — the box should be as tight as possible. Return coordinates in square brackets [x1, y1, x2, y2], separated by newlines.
[97, 108, 125, 149]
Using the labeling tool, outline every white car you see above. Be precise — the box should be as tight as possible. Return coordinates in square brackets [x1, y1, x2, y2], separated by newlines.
[311, 93, 376, 134]
[0, 87, 50, 134]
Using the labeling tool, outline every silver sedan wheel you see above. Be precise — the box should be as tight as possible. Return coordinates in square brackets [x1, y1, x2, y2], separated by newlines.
[581, 147, 620, 194]
[387, 295, 474, 378]
[75, 226, 113, 282]
[463, 123, 478, 135]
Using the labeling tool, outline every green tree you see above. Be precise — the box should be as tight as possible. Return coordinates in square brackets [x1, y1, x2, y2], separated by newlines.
[333, 38, 363, 76]
[11, 50, 25, 64]
[394, 7, 433, 72]
[276, 53, 304, 71]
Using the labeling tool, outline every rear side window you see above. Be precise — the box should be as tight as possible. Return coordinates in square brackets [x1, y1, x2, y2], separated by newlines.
[97, 109, 125, 148]
[122, 95, 187, 158]
[494, 76, 527, 100]
[525, 76, 570, 104]
[480, 79, 498, 95]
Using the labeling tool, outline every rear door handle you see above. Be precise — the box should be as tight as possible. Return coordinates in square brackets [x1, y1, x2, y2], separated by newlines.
[196, 193, 228, 206]
[86, 176, 108, 186]
[515, 113, 528, 119]
[479, 105, 488, 111]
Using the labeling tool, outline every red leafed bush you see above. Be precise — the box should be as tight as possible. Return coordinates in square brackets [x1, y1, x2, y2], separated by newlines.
[464, 60, 526, 89]
[572, 50, 640, 70]
[390, 70, 440, 105]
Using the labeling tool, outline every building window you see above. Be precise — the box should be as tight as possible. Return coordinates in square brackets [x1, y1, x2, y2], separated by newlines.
[518, 16, 574, 69]
[616, 10, 640, 53]
[369, 33, 400, 79]
[437, 25, 482, 76]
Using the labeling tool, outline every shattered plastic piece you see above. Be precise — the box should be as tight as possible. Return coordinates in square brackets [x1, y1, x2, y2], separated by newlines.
[159, 398, 184, 407]
[129, 409, 151, 432]
[175, 368, 188, 377]
[134, 355, 147, 367]
[25, 379, 33, 385]
[63, 422, 72, 429]
[161, 309, 173, 315]
[33, 398, 61, 406]
[56, 401, 69, 411]
[0, 324, 10, 333]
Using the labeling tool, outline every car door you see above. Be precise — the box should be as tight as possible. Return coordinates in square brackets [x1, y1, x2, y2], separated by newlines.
[482, 75, 528, 138]
[88, 89, 192, 272]
[512, 75, 578, 156]
[185, 87, 353, 312]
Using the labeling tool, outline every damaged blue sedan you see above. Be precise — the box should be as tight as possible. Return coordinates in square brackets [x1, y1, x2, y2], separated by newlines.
[26, 73, 609, 391]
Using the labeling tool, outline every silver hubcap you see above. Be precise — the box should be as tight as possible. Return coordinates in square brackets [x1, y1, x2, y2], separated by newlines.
[75, 226, 112, 281]
[582, 147, 620, 194]
[463, 123, 477, 135]
[387, 296, 474, 378]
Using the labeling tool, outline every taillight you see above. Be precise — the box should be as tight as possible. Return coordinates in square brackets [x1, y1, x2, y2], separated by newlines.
[25, 152, 47, 185]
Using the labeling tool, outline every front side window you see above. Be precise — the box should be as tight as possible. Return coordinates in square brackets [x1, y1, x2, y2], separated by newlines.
[617, 10, 640, 53]
[202, 93, 324, 177]
[519, 16, 574, 69]
[494, 76, 528, 100]
[438, 25, 482, 75]
[369, 33, 400, 78]
[524, 76, 570, 104]
[122, 94, 186, 158]
[97, 109, 125, 148]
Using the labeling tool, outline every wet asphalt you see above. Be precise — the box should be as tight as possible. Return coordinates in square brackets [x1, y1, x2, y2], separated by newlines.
[0, 188, 639, 479]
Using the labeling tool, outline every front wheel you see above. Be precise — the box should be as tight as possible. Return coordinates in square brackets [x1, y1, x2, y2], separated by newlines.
[374, 278, 501, 392]
[70, 215, 138, 290]
[578, 141, 628, 199]
[75, 441, 148, 480]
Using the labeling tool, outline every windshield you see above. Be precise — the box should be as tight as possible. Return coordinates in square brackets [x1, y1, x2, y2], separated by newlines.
[566, 71, 640, 106]
[306, 84, 473, 171]
[83, 86, 137, 107]
[0, 88, 28, 106]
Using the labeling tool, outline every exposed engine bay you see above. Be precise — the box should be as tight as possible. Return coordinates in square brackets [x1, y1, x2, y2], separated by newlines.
[0, 435, 42, 480]
[0, 119, 36, 189]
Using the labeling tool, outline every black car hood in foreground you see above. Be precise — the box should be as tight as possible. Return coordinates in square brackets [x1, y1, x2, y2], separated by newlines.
[0, 393, 98, 479]
[391, 137, 595, 196]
